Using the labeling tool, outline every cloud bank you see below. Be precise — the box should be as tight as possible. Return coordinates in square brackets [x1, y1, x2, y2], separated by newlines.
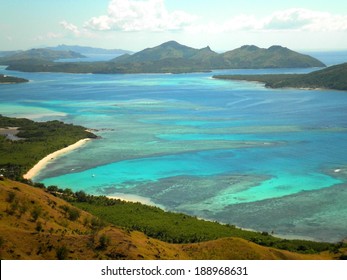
[82, 1, 347, 33]
[85, 0, 197, 32]
[263, 8, 347, 31]
[188, 8, 347, 34]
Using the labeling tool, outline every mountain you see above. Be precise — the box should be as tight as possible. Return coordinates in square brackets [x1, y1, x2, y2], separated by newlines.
[1, 178, 342, 260]
[112, 40, 217, 63]
[112, 41, 325, 71]
[0, 48, 85, 63]
[0, 41, 326, 74]
[47, 44, 133, 56]
[220, 45, 326, 68]
[213, 62, 347, 91]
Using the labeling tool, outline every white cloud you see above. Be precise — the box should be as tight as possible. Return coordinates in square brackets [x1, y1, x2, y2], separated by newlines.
[188, 8, 347, 34]
[85, 0, 197, 32]
[263, 8, 347, 31]
[60, 20, 82, 36]
[60, 20, 96, 39]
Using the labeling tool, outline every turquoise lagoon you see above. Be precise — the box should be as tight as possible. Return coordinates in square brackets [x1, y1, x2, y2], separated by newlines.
[1, 65, 347, 242]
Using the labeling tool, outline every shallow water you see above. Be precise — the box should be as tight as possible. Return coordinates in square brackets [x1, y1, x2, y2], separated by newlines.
[1, 64, 347, 242]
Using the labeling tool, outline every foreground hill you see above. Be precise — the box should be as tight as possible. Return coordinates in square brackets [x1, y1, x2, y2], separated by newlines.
[0, 41, 325, 74]
[1, 178, 343, 260]
[213, 62, 347, 91]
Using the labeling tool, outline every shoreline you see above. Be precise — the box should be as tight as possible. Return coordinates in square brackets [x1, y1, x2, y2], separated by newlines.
[23, 138, 92, 180]
[107, 193, 166, 209]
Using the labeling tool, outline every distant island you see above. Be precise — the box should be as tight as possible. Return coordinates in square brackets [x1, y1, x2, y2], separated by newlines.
[0, 74, 28, 84]
[0, 41, 325, 74]
[213, 62, 347, 91]
[0, 48, 85, 63]
[46, 44, 133, 56]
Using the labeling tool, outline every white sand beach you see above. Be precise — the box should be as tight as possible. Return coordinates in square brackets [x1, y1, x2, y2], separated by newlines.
[107, 193, 165, 208]
[23, 138, 91, 180]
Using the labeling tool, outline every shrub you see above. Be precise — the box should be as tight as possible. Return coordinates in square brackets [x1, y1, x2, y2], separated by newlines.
[35, 221, 43, 232]
[97, 234, 111, 250]
[31, 206, 42, 222]
[67, 207, 81, 221]
[6, 191, 16, 203]
[59, 205, 81, 221]
[56, 245, 69, 260]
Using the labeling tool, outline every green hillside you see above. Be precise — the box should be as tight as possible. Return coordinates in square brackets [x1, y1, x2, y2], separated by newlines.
[213, 62, 347, 91]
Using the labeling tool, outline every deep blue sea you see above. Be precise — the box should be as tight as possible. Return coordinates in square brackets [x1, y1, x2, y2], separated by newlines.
[1, 52, 347, 242]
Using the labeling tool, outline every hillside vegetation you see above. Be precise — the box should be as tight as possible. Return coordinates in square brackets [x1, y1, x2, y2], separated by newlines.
[0, 41, 325, 74]
[1, 179, 345, 260]
[213, 62, 347, 91]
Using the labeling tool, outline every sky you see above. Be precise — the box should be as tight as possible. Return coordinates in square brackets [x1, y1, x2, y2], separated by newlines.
[1, 0, 347, 52]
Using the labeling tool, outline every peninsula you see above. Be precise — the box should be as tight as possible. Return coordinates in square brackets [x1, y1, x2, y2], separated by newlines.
[0, 74, 28, 84]
[0, 115, 97, 180]
[213, 62, 347, 91]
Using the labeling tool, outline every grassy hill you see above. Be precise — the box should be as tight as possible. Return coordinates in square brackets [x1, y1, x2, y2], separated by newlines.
[213, 62, 347, 91]
[1, 178, 345, 260]
[1, 41, 325, 74]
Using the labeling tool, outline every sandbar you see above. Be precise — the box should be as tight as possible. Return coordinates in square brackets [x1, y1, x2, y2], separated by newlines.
[23, 138, 91, 180]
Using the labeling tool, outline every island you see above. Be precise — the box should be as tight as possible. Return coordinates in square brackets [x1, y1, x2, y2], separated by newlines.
[213, 62, 347, 91]
[0, 41, 325, 74]
[0, 74, 28, 84]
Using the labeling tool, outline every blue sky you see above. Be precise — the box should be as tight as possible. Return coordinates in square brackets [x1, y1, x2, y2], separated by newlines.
[1, 0, 347, 51]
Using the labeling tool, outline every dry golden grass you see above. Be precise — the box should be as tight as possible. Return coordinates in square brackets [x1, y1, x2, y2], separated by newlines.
[0, 179, 340, 260]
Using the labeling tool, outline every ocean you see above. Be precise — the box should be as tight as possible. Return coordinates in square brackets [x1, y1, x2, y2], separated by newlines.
[1, 51, 346, 242]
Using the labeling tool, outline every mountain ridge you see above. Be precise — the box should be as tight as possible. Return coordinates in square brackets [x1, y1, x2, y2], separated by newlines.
[0, 41, 326, 74]
[111, 41, 325, 70]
